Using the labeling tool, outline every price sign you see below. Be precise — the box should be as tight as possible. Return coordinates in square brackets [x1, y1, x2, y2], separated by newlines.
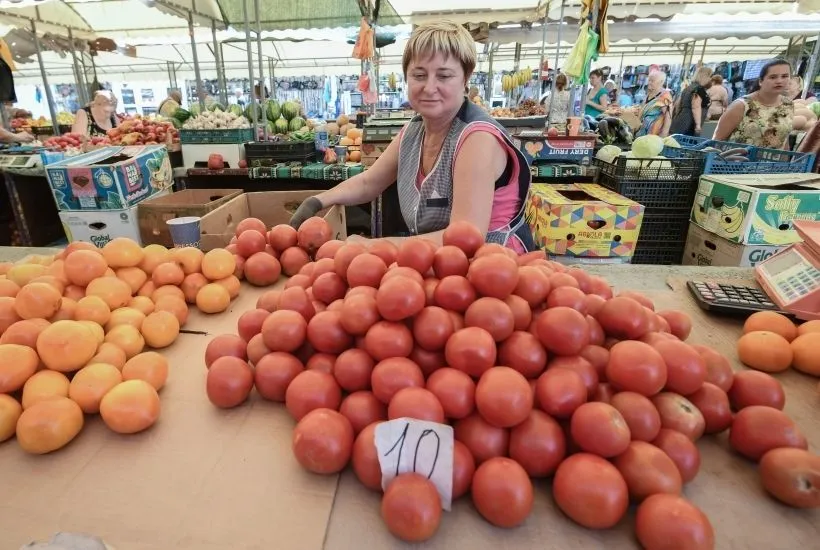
[375, 418, 454, 511]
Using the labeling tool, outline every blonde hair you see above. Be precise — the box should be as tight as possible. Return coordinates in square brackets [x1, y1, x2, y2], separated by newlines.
[648, 70, 667, 88]
[92, 90, 117, 108]
[694, 66, 713, 86]
[402, 21, 476, 79]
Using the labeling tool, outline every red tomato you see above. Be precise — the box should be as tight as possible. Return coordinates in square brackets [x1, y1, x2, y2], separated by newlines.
[340, 391, 386, 435]
[237, 309, 270, 343]
[371, 357, 425, 404]
[464, 297, 515, 341]
[612, 440, 682, 501]
[549, 272, 579, 290]
[432, 245, 469, 278]
[651, 392, 705, 441]
[454, 413, 509, 464]
[579, 345, 609, 380]
[339, 293, 380, 336]
[352, 422, 383, 490]
[277, 286, 316, 321]
[408, 345, 445, 378]
[467, 254, 519, 299]
[376, 276, 425, 321]
[652, 340, 707, 396]
[381, 266, 424, 286]
[606, 340, 667, 396]
[617, 290, 655, 310]
[471, 457, 533, 527]
[635, 494, 714, 550]
[570, 402, 631, 457]
[422, 277, 438, 306]
[396, 238, 435, 274]
[246, 334, 271, 365]
[412, 306, 454, 351]
[444, 327, 497, 378]
[433, 275, 476, 312]
[307, 311, 352, 354]
[585, 294, 606, 316]
[535, 368, 587, 418]
[534, 306, 590, 356]
[512, 266, 551, 307]
[547, 286, 587, 313]
[285, 370, 342, 420]
[596, 296, 651, 340]
[610, 391, 662, 442]
[548, 355, 599, 396]
[333, 348, 375, 392]
[254, 352, 304, 402]
[368, 241, 398, 266]
[452, 440, 476, 499]
[381, 474, 441, 542]
[504, 294, 532, 330]
[292, 408, 353, 474]
[728, 370, 785, 410]
[364, 321, 413, 361]
[553, 453, 629, 529]
[475, 367, 533, 428]
[261, 309, 307, 352]
[591, 383, 616, 404]
[425, 367, 475, 419]
[509, 409, 566, 477]
[204, 334, 248, 367]
[306, 353, 336, 373]
[346, 253, 387, 288]
[387, 387, 445, 422]
[586, 315, 605, 346]
[687, 383, 733, 434]
[656, 310, 693, 340]
[652, 428, 701, 483]
[497, 331, 547, 379]
[442, 220, 484, 257]
[333, 244, 366, 279]
[729, 406, 807, 461]
[691, 344, 734, 392]
[566, 267, 593, 293]
[759, 448, 820, 508]
[207, 357, 254, 408]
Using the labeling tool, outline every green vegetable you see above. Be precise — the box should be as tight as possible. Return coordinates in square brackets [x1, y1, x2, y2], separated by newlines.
[172, 108, 191, 123]
[631, 135, 664, 159]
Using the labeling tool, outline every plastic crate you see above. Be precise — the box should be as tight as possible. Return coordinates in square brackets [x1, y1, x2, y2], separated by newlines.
[638, 211, 691, 242]
[598, 172, 700, 210]
[632, 242, 686, 265]
[663, 134, 815, 175]
[179, 128, 254, 144]
[594, 154, 704, 183]
[244, 141, 316, 165]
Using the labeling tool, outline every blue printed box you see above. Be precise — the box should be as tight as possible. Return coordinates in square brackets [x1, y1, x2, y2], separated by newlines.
[45, 145, 173, 211]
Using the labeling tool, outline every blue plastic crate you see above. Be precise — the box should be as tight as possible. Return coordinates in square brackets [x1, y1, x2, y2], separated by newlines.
[662, 134, 815, 175]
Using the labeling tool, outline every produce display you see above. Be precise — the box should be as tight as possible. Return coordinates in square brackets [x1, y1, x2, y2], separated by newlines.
[491, 98, 545, 118]
[200, 219, 820, 546]
[181, 110, 251, 130]
[500, 68, 533, 94]
[792, 98, 819, 132]
[0, 238, 249, 453]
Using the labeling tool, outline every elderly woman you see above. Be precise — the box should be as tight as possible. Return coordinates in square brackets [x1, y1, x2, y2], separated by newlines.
[289, 21, 535, 253]
[669, 66, 713, 136]
[634, 70, 674, 137]
[714, 59, 793, 148]
[707, 74, 729, 120]
[72, 90, 118, 137]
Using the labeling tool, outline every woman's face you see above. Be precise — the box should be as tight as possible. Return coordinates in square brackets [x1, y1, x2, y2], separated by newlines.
[407, 52, 467, 121]
[589, 73, 601, 86]
[647, 74, 663, 92]
[759, 64, 791, 95]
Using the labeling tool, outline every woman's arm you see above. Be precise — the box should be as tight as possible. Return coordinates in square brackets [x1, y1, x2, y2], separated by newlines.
[315, 135, 401, 207]
[71, 109, 87, 136]
[691, 94, 703, 134]
[587, 90, 609, 112]
[713, 100, 746, 141]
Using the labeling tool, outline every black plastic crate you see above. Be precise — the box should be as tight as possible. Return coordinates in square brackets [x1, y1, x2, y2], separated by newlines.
[632, 241, 686, 265]
[638, 211, 691, 242]
[594, 154, 704, 182]
[245, 141, 316, 164]
[598, 172, 700, 210]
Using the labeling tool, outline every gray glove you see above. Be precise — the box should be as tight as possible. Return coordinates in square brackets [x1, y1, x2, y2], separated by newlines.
[288, 196, 323, 229]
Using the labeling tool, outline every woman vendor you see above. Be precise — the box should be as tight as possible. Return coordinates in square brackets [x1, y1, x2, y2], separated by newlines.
[71, 90, 119, 137]
[634, 70, 674, 137]
[289, 21, 536, 253]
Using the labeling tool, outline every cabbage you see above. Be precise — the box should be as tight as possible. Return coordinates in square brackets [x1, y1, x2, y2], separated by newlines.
[595, 145, 622, 164]
[663, 136, 681, 148]
[632, 134, 665, 158]
[811, 102, 820, 117]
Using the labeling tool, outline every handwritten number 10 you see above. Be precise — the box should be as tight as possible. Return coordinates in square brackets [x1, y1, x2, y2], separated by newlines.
[384, 422, 441, 479]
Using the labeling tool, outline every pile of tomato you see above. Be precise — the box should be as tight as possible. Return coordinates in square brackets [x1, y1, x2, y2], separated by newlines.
[202, 219, 819, 549]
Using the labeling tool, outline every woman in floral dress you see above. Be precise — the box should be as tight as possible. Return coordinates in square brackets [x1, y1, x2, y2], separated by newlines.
[635, 70, 674, 137]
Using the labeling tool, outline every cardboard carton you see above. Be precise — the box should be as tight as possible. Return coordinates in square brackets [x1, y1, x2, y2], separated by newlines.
[682, 222, 785, 268]
[138, 189, 242, 248]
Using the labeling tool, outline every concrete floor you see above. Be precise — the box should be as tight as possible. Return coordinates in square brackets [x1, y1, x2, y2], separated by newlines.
[0, 246, 63, 263]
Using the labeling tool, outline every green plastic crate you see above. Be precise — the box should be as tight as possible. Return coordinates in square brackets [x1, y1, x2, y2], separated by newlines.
[179, 128, 254, 144]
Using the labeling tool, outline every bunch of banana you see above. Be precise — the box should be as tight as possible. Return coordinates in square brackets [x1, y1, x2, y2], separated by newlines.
[387, 72, 397, 91]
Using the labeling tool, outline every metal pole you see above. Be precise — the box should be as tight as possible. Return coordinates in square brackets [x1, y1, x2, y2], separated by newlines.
[67, 28, 86, 106]
[213, 19, 227, 105]
[537, 10, 548, 96]
[32, 21, 60, 135]
[254, 0, 267, 140]
[268, 57, 276, 101]
[219, 42, 227, 98]
[188, 11, 205, 111]
[486, 45, 494, 103]
[698, 39, 708, 66]
[551, 0, 566, 100]
[803, 34, 820, 99]
[242, 0, 258, 138]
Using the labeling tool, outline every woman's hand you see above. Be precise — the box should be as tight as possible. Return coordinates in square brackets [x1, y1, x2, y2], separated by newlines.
[288, 196, 323, 229]
[14, 131, 34, 143]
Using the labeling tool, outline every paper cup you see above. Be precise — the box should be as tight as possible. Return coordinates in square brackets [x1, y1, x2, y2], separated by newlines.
[166, 216, 202, 249]
[567, 117, 583, 136]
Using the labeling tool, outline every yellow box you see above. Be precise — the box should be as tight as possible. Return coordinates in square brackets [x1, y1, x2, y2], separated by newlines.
[525, 183, 645, 258]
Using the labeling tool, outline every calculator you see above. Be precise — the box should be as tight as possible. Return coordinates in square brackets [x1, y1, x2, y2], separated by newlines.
[686, 281, 787, 317]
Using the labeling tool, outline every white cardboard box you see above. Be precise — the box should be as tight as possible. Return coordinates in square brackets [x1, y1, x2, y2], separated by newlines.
[682, 222, 785, 268]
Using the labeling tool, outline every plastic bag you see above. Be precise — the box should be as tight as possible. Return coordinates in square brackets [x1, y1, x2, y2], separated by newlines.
[352, 18, 374, 60]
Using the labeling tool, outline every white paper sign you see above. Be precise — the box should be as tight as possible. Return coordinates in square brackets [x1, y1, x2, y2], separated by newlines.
[375, 418, 454, 511]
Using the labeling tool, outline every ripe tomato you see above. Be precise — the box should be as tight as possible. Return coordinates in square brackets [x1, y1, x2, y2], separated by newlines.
[612, 440, 682, 501]
[656, 310, 693, 340]
[728, 370, 785, 410]
[759, 448, 820, 508]
[433, 275, 476, 312]
[396, 238, 435, 274]
[596, 296, 650, 340]
[535, 368, 587, 418]
[636, 494, 714, 550]
[413, 306, 454, 351]
[292, 408, 353, 474]
[467, 254, 519, 299]
[206, 357, 254, 408]
[381, 474, 441, 542]
[610, 391, 662, 442]
[307, 310, 352, 354]
[261, 310, 307, 352]
[547, 286, 587, 313]
[346, 253, 387, 288]
[285, 370, 342, 420]
[339, 293, 380, 336]
[387, 387, 444, 423]
[497, 331, 547, 379]
[570, 402, 631, 457]
[408, 345, 444, 378]
[352, 422, 383, 491]
[509, 409, 566, 477]
[504, 294, 532, 331]
[311, 272, 347, 304]
[339, 391, 386, 434]
[382, 266, 424, 286]
[444, 327, 497, 378]
[586, 315, 605, 346]
[376, 276, 425, 321]
[277, 286, 316, 321]
[652, 340, 707, 396]
[591, 383, 616, 404]
[513, 266, 551, 307]
[452, 440, 476, 499]
[534, 306, 590, 356]
[687, 383, 732, 434]
[651, 392, 705, 441]
[443, 221, 484, 257]
[475, 367, 533, 428]
[464, 297, 515, 341]
[454, 413, 509, 464]
[334, 244, 366, 279]
[364, 321, 413, 361]
[471, 457, 534, 527]
[432, 245, 469, 278]
[306, 353, 336, 373]
[369, 241, 398, 266]
[254, 352, 304, 402]
[553, 453, 629, 529]
[333, 348, 375, 392]
[579, 344, 609, 380]
[691, 344, 734, 393]
[729, 406, 807, 461]
[652, 428, 701, 483]
[606, 340, 667, 396]
[425, 367, 476, 419]
[370, 357, 425, 404]
[548, 355, 598, 396]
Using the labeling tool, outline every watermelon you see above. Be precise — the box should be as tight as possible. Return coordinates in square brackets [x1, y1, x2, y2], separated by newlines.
[209, 103, 225, 112]
[172, 108, 191, 123]
[274, 117, 289, 134]
[265, 100, 281, 122]
[288, 116, 305, 132]
[281, 101, 299, 121]
[228, 104, 243, 117]
[244, 102, 263, 122]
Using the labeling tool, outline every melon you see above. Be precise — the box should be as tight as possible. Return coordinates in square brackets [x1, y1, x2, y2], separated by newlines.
[265, 100, 281, 122]
[274, 117, 289, 134]
[228, 104, 243, 117]
[325, 123, 340, 137]
[281, 101, 299, 121]
[289, 117, 305, 132]
[209, 103, 225, 112]
[337, 114, 350, 126]
[244, 102, 263, 122]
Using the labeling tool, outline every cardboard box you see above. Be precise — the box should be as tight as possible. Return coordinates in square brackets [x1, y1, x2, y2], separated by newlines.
[181, 143, 245, 168]
[45, 145, 173, 211]
[138, 189, 242, 248]
[525, 183, 645, 259]
[360, 142, 389, 168]
[691, 173, 820, 246]
[199, 191, 347, 251]
[59, 189, 169, 248]
[512, 135, 596, 165]
[682, 222, 785, 268]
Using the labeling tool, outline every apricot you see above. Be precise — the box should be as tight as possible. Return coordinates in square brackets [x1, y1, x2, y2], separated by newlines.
[173, 247, 204, 275]
[16, 396, 84, 454]
[44, 259, 68, 285]
[152, 262, 185, 286]
[74, 295, 111, 325]
[196, 283, 231, 314]
[0, 343, 39, 392]
[137, 281, 156, 298]
[104, 324, 145, 359]
[99, 379, 160, 434]
[215, 275, 241, 299]
[201, 249, 236, 281]
[14, 282, 62, 319]
[116, 267, 148, 294]
[0, 278, 20, 297]
[29, 274, 65, 295]
[50, 297, 76, 322]
[21, 370, 70, 409]
[7, 263, 47, 287]
[105, 307, 146, 332]
[180, 273, 208, 304]
[36, 320, 99, 373]
[69, 363, 122, 414]
[89, 342, 127, 370]
[139, 244, 171, 275]
[77, 320, 105, 344]
[0, 261, 12, 274]
[63, 284, 86, 301]
[743, 311, 798, 342]
[151, 284, 186, 303]
[62, 241, 99, 259]
[86, 277, 132, 310]
[0, 296, 21, 334]
[0, 318, 50, 348]
[122, 351, 169, 390]
[102, 237, 144, 268]
[63, 249, 108, 287]
[141, 310, 179, 349]
[154, 295, 189, 326]
[0, 394, 22, 442]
